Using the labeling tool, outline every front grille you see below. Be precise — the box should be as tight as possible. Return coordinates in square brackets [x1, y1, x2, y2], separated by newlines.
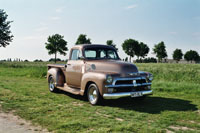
[114, 87, 132, 92]
[136, 79, 146, 84]
[114, 79, 147, 85]
[115, 80, 133, 85]
[107, 77, 151, 93]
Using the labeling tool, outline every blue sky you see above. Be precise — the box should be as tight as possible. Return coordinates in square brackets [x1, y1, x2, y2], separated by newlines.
[0, 0, 199, 61]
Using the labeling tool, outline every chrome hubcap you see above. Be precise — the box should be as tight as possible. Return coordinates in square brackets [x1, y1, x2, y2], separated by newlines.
[88, 87, 97, 104]
[49, 77, 54, 91]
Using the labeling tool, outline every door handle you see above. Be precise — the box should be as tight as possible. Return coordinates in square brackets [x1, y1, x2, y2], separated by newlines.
[67, 64, 71, 65]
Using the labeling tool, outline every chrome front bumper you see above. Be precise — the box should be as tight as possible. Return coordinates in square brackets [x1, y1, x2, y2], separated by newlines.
[103, 90, 153, 99]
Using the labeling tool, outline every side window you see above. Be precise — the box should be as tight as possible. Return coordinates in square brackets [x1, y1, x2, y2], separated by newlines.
[85, 50, 96, 58]
[107, 50, 117, 59]
[100, 50, 106, 58]
[71, 49, 80, 60]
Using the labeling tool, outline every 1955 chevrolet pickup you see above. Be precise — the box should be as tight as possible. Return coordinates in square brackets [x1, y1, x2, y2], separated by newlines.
[47, 44, 153, 105]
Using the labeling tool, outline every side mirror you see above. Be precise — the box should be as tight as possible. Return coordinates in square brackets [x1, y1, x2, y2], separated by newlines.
[78, 56, 85, 60]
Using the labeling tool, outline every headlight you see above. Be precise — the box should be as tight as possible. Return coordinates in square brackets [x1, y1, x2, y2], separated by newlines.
[106, 75, 113, 83]
[147, 74, 153, 81]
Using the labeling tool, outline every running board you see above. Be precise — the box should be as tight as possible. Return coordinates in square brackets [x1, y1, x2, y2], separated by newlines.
[57, 84, 81, 95]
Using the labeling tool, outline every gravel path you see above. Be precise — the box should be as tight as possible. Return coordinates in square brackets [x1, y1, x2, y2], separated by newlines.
[0, 109, 48, 133]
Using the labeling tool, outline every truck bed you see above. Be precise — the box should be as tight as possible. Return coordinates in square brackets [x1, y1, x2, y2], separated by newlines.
[47, 64, 65, 69]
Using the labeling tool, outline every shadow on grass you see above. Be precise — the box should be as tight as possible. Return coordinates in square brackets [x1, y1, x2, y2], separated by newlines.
[56, 90, 197, 114]
[103, 96, 198, 114]
[55, 89, 87, 101]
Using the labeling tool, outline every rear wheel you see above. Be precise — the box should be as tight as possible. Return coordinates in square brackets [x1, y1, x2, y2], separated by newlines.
[87, 84, 103, 105]
[48, 76, 58, 92]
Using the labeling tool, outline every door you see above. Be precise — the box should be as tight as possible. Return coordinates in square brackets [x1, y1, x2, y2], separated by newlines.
[65, 49, 84, 88]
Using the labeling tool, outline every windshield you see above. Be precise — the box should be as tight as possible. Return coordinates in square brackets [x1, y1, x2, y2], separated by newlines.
[84, 48, 119, 60]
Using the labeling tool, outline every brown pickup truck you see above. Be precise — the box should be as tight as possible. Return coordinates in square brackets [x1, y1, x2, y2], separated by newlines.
[47, 44, 153, 105]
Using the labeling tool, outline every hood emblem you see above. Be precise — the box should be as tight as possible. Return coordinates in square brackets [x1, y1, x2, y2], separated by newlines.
[128, 73, 138, 76]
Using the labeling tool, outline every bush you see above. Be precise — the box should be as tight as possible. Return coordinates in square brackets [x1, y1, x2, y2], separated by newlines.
[136, 57, 157, 63]
[34, 59, 43, 62]
[49, 58, 61, 62]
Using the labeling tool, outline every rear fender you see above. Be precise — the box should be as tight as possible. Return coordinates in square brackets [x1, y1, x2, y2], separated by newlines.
[47, 68, 65, 87]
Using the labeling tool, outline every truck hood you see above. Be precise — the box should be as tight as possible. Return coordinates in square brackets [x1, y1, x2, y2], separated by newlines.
[85, 60, 138, 75]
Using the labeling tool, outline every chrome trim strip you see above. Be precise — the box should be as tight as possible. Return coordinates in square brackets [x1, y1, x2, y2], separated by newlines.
[105, 82, 151, 88]
[103, 90, 153, 99]
[112, 77, 146, 85]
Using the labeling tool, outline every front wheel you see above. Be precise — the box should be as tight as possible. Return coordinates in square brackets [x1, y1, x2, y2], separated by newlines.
[48, 76, 58, 92]
[87, 84, 103, 105]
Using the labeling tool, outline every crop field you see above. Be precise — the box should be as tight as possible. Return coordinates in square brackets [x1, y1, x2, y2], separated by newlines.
[0, 62, 199, 132]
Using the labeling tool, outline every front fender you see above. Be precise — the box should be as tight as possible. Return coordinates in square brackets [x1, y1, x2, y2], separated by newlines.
[81, 72, 107, 96]
[139, 71, 153, 82]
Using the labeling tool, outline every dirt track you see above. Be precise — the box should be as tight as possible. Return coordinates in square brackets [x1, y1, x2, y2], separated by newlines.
[0, 108, 48, 133]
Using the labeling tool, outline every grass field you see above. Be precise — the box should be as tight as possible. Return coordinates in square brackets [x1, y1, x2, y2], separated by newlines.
[0, 62, 199, 132]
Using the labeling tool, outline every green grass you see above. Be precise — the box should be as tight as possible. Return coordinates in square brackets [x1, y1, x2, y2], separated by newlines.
[0, 62, 199, 132]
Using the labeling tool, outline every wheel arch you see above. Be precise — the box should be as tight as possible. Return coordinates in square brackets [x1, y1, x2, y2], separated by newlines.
[84, 81, 95, 96]
[81, 72, 107, 96]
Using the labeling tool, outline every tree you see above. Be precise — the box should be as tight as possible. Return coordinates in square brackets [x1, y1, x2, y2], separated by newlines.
[173, 49, 183, 63]
[153, 41, 168, 62]
[122, 39, 140, 62]
[138, 42, 149, 59]
[184, 50, 199, 63]
[45, 34, 68, 63]
[125, 57, 128, 62]
[0, 9, 13, 47]
[106, 40, 118, 51]
[75, 34, 91, 45]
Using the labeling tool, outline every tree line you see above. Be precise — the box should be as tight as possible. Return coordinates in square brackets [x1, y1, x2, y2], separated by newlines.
[45, 33, 200, 63]
[0, 9, 199, 63]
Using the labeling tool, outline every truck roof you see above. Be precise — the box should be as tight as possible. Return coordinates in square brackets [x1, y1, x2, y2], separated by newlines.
[72, 44, 116, 50]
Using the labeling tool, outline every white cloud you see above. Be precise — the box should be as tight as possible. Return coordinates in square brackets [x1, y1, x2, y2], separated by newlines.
[35, 27, 48, 32]
[55, 7, 64, 13]
[23, 36, 39, 40]
[22, 35, 46, 41]
[126, 4, 138, 10]
[39, 22, 47, 26]
[50, 17, 61, 21]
